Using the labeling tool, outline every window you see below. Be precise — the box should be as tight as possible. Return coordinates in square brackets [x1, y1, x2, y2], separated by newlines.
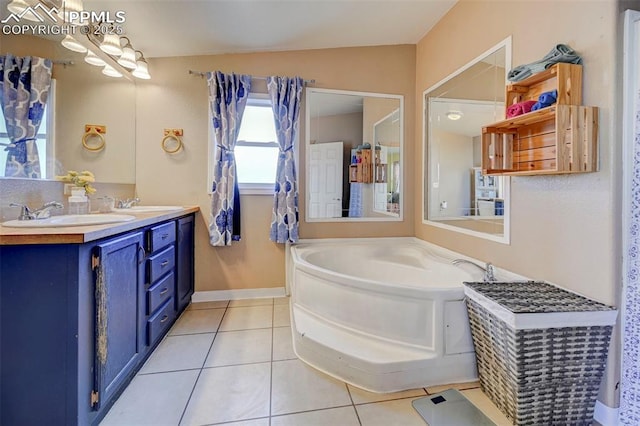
[0, 80, 55, 179]
[209, 94, 279, 195]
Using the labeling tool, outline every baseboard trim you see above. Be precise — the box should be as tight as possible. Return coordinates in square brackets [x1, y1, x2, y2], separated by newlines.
[594, 400, 619, 426]
[192, 287, 286, 302]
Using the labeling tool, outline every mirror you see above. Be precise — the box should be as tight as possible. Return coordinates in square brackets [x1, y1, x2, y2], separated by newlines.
[0, 33, 136, 183]
[306, 88, 403, 221]
[423, 38, 511, 243]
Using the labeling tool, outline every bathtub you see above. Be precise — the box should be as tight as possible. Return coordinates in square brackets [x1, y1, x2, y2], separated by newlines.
[286, 237, 487, 393]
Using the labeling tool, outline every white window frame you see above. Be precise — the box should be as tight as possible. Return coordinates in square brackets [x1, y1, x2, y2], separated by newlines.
[207, 93, 278, 196]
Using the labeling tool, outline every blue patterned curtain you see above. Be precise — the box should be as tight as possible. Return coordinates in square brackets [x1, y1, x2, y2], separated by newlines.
[0, 54, 52, 179]
[620, 84, 640, 424]
[207, 71, 251, 246]
[267, 76, 303, 243]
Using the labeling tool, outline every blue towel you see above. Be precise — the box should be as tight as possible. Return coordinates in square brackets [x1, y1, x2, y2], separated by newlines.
[531, 90, 558, 111]
[508, 44, 582, 82]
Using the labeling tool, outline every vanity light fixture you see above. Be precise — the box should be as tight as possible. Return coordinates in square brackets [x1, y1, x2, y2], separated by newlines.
[102, 64, 122, 78]
[99, 33, 123, 56]
[61, 34, 87, 53]
[7, 0, 37, 20]
[116, 37, 137, 69]
[58, 0, 83, 24]
[84, 50, 106, 66]
[7, 0, 28, 13]
[131, 51, 151, 80]
[446, 110, 463, 121]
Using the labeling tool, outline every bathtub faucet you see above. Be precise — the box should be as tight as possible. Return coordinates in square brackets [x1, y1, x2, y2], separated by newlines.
[452, 259, 497, 282]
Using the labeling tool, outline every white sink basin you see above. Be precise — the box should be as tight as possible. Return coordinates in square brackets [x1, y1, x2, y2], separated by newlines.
[112, 206, 183, 213]
[1, 214, 136, 228]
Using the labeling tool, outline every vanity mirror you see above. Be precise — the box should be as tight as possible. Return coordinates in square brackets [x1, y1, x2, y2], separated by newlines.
[423, 37, 511, 243]
[306, 88, 403, 221]
[0, 33, 136, 183]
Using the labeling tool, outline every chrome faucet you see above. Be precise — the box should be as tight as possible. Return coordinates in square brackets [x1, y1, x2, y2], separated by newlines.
[452, 258, 497, 282]
[9, 201, 64, 220]
[116, 197, 140, 209]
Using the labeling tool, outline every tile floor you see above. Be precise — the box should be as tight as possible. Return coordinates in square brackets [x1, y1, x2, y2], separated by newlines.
[101, 297, 512, 426]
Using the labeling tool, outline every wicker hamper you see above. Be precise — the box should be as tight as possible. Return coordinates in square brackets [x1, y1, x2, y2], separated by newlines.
[463, 281, 617, 425]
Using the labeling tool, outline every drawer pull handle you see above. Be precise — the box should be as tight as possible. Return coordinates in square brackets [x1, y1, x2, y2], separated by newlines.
[161, 233, 169, 240]
[159, 288, 169, 296]
[161, 260, 169, 267]
[160, 315, 169, 323]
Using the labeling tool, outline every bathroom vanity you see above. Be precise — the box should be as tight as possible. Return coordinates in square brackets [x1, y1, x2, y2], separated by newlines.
[0, 207, 198, 425]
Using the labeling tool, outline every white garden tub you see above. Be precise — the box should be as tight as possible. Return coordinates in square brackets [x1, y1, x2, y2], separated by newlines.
[286, 237, 495, 393]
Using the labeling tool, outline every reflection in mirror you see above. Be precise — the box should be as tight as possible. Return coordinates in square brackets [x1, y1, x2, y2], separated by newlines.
[0, 34, 136, 183]
[423, 38, 511, 242]
[306, 88, 403, 221]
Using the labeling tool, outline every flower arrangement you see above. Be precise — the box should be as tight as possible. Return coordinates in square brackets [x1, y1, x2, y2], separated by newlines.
[56, 170, 97, 194]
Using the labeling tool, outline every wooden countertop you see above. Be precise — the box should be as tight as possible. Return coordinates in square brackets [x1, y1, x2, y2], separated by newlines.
[0, 206, 200, 246]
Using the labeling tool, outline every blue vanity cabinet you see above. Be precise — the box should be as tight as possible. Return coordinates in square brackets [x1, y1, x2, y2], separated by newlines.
[92, 231, 146, 412]
[145, 221, 177, 347]
[176, 215, 195, 313]
[0, 213, 196, 425]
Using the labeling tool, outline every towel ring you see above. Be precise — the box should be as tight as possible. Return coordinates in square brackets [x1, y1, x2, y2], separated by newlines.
[162, 130, 183, 154]
[82, 125, 106, 152]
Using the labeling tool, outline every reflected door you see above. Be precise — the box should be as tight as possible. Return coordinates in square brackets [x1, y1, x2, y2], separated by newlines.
[309, 141, 343, 218]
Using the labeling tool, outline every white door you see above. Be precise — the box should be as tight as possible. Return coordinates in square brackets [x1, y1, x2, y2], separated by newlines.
[308, 141, 343, 218]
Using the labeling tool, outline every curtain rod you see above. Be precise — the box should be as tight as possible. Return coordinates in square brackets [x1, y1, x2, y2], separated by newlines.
[188, 70, 315, 85]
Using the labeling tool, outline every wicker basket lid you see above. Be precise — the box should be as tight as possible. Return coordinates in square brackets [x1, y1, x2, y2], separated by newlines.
[463, 281, 615, 314]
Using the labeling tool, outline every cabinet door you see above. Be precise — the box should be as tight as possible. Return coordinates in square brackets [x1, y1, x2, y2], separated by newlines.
[92, 231, 145, 410]
[176, 215, 195, 312]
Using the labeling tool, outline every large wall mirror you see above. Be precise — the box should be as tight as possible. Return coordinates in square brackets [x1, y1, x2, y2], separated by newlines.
[306, 88, 403, 222]
[0, 33, 136, 184]
[423, 37, 511, 243]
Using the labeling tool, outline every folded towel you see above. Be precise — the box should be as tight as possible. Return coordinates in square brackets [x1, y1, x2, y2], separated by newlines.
[538, 89, 558, 105]
[508, 44, 583, 82]
[506, 100, 537, 118]
[531, 90, 558, 111]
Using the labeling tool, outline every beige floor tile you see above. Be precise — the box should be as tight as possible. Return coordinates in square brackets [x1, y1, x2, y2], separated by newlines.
[187, 300, 229, 310]
[461, 388, 513, 426]
[205, 328, 272, 367]
[139, 333, 215, 374]
[219, 305, 273, 331]
[271, 406, 360, 426]
[426, 381, 481, 395]
[273, 304, 291, 327]
[271, 359, 352, 415]
[274, 296, 290, 305]
[100, 370, 199, 426]
[272, 327, 297, 361]
[229, 298, 274, 307]
[220, 419, 270, 426]
[348, 384, 427, 404]
[181, 363, 271, 425]
[169, 308, 225, 335]
[356, 397, 428, 426]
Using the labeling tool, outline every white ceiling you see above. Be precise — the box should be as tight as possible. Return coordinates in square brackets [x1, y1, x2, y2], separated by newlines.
[430, 98, 503, 138]
[86, 0, 458, 58]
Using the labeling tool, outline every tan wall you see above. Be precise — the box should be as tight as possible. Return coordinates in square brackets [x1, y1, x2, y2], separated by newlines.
[135, 45, 416, 293]
[415, 0, 619, 406]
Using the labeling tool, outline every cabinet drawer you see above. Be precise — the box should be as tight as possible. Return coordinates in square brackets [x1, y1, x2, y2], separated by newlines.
[147, 298, 174, 347]
[148, 246, 175, 283]
[147, 272, 175, 315]
[148, 222, 176, 253]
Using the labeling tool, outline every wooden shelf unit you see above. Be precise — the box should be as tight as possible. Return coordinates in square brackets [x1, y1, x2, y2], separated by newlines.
[482, 63, 598, 176]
